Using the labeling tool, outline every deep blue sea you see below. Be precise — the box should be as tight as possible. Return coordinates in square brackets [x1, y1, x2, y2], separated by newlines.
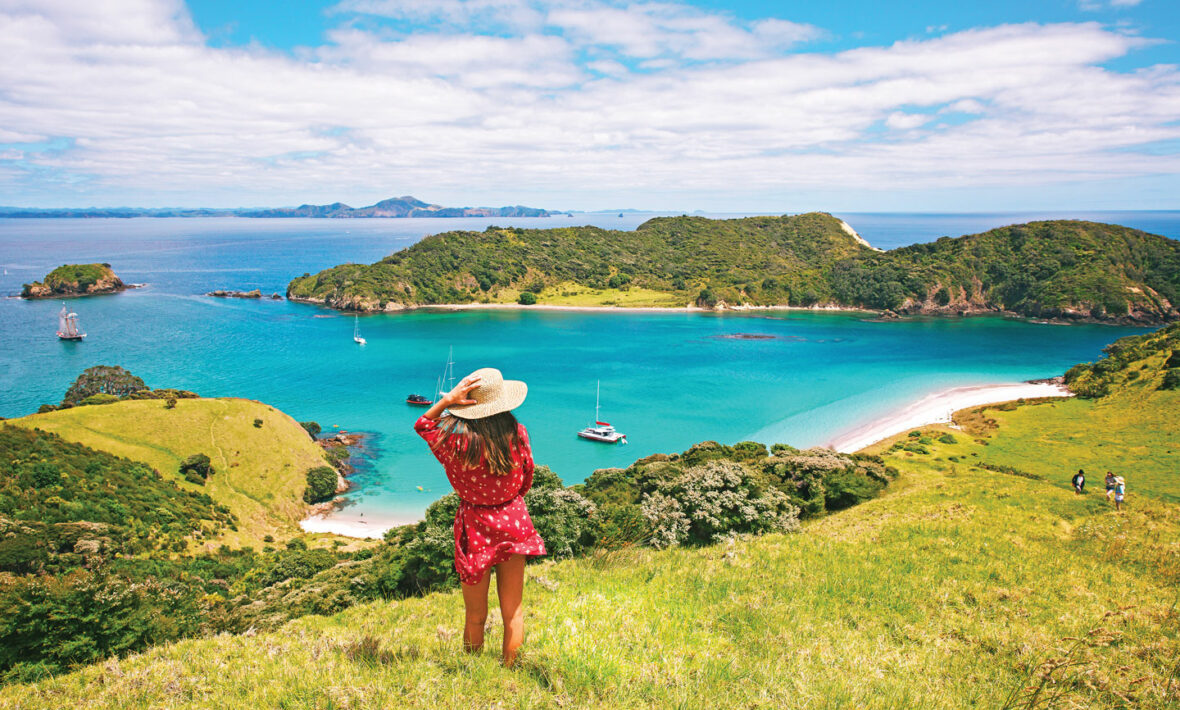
[1, 211, 1172, 526]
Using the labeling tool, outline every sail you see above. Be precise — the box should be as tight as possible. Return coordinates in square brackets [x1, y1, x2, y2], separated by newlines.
[58, 306, 68, 334]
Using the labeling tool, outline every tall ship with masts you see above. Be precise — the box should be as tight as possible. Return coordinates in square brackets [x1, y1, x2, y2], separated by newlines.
[56, 304, 85, 341]
[578, 380, 627, 444]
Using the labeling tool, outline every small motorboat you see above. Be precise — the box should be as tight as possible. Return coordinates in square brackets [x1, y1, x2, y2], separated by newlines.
[577, 381, 627, 444]
[406, 394, 433, 406]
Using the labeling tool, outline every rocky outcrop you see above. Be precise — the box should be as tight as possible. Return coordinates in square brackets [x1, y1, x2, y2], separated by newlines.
[207, 289, 263, 299]
[21, 263, 125, 299]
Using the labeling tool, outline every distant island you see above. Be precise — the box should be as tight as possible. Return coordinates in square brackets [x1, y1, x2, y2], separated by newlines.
[0, 195, 555, 219]
[21, 263, 126, 299]
[286, 212, 1180, 323]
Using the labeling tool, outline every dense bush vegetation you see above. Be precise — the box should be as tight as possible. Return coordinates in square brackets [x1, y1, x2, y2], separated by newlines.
[288, 215, 1180, 322]
[1064, 322, 1180, 398]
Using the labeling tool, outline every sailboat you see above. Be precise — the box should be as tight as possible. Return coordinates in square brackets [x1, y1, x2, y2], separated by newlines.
[408, 347, 455, 406]
[56, 304, 85, 341]
[577, 380, 626, 443]
[437, 346, 456, 397]
[352, 315, 366, 345]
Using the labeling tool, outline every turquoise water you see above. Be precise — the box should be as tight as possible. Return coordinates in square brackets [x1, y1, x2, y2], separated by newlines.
[0, 215, 1165, 524]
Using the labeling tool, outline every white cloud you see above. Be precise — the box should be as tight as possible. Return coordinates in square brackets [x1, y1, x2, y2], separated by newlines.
[0, 1, 1177, 209]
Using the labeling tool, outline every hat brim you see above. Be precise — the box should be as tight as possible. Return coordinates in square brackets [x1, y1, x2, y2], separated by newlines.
[447, 380, 528, 420]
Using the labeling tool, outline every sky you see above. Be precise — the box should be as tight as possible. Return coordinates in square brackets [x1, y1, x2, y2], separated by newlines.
[0, 0, 1178, 211]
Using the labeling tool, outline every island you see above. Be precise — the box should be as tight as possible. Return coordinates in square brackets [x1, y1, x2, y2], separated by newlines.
[287, 212, 1180, 323]
[20, 263, 127, 299]
[0, 195, 555, 219]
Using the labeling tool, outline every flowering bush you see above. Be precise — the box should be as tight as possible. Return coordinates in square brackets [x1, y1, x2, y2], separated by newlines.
[638, 460, 799, 549]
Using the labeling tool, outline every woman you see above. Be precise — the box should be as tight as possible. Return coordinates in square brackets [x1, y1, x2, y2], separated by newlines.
[414, 367, 546, 667]
[1071, 469, 1085, 495]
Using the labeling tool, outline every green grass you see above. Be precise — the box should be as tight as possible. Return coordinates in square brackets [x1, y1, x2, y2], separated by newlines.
[7, 398, 332, 547]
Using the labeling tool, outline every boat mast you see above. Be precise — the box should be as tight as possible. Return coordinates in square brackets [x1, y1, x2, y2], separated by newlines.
[595, 380, 600, 423]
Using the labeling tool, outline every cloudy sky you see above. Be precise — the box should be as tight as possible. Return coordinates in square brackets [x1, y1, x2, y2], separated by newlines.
[0, 0, 1178, 210]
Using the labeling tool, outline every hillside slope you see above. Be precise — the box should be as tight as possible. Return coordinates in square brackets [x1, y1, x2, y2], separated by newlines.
[5, 337, 1178, 708]
[288, 214, 1180, 322]
[8, 398, 330, 547]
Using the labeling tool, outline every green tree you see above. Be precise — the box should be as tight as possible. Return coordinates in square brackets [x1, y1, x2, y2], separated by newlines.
[300, 421, 322, 438]
[303, 466, 338, 504]
[62, 366, 146, 405]
[179, 453, 213, 485]
[517, 291, 537, 305]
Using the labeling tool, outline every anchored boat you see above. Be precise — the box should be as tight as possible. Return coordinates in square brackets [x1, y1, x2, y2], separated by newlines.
[406, 393, 433, 406]
[577, 381, 627, 444]
[56, 304, 85, 341]
[353, 315, 366, 345]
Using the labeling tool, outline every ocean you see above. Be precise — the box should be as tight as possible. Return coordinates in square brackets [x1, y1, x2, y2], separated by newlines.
[0, 211, 1171, 525]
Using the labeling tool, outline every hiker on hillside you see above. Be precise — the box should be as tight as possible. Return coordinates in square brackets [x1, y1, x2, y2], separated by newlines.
[1105, 471, 1117, 503]
[1114, 475, 1126, 512]
[1071, 469, 1085, 495]
[414, 368, 546, 668]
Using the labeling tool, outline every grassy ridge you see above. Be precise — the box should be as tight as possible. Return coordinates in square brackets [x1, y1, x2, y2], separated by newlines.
[5, 332, 1179, 707]
[7, 398, 331, 547]
[288, 214, 1180, 321]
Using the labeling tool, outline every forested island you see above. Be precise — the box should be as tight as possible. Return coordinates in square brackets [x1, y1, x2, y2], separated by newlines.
[287, 213, 1180, 323]
[20, 263, 126, 299]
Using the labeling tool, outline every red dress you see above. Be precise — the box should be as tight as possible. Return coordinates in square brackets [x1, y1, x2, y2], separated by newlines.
[414, 416, 546, 584]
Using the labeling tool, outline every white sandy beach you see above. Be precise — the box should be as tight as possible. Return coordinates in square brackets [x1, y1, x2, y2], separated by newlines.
[300, 509, 420, 539]
[825, 381, 1071, 453]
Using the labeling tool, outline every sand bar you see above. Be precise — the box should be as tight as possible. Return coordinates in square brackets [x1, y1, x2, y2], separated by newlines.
[826, 381, 1071, 453]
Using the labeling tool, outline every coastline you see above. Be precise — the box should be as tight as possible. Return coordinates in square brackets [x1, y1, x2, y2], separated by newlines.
[826, 380, 1072, 453]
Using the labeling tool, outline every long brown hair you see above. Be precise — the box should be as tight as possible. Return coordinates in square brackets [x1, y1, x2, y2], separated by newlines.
[432, 411, 524, 476]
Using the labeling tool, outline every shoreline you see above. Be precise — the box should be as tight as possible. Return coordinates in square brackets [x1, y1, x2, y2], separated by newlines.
[300, 507, 419, 539]
[826, 380, 1072, 453]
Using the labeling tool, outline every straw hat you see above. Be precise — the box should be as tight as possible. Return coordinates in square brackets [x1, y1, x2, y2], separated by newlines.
[448, 367, 528, 419]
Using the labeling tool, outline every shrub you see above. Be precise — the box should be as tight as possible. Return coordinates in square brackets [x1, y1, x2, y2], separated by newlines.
[639, 460, 799, 549]
[179, 453, 213, 482]
[300, 421, 322, 438]
[696, 288, 717, 308]
[165, 397, 177, 409]
[525, 280, 544, 294]
[1161, 369, 1180, 391]
[79, 393, 120, 406]
[517, 291, 537, 305]
[822, 469, 885, 511]
[523, 471, 596, 559]
[303, 466, 338, 504]
[938, 433, 957, 445]
[253, 418, 263, 428]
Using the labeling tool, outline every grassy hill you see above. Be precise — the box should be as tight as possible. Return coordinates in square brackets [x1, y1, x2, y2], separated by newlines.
[288, 214, 1180, 322]
[7, 398, 331, 547]
[21, 263, 125, 299]
[5, 331, 1178, 707]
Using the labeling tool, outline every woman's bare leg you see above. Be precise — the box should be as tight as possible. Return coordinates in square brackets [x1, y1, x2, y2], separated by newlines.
[461, 571, 491, 653]
[495, 554, 526, 667]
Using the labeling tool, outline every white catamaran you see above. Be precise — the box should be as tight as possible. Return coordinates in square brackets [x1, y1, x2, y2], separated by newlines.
[57, 304, 85, 341]
[353, 315, 366, 345]
[578, 380, 627, 444]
